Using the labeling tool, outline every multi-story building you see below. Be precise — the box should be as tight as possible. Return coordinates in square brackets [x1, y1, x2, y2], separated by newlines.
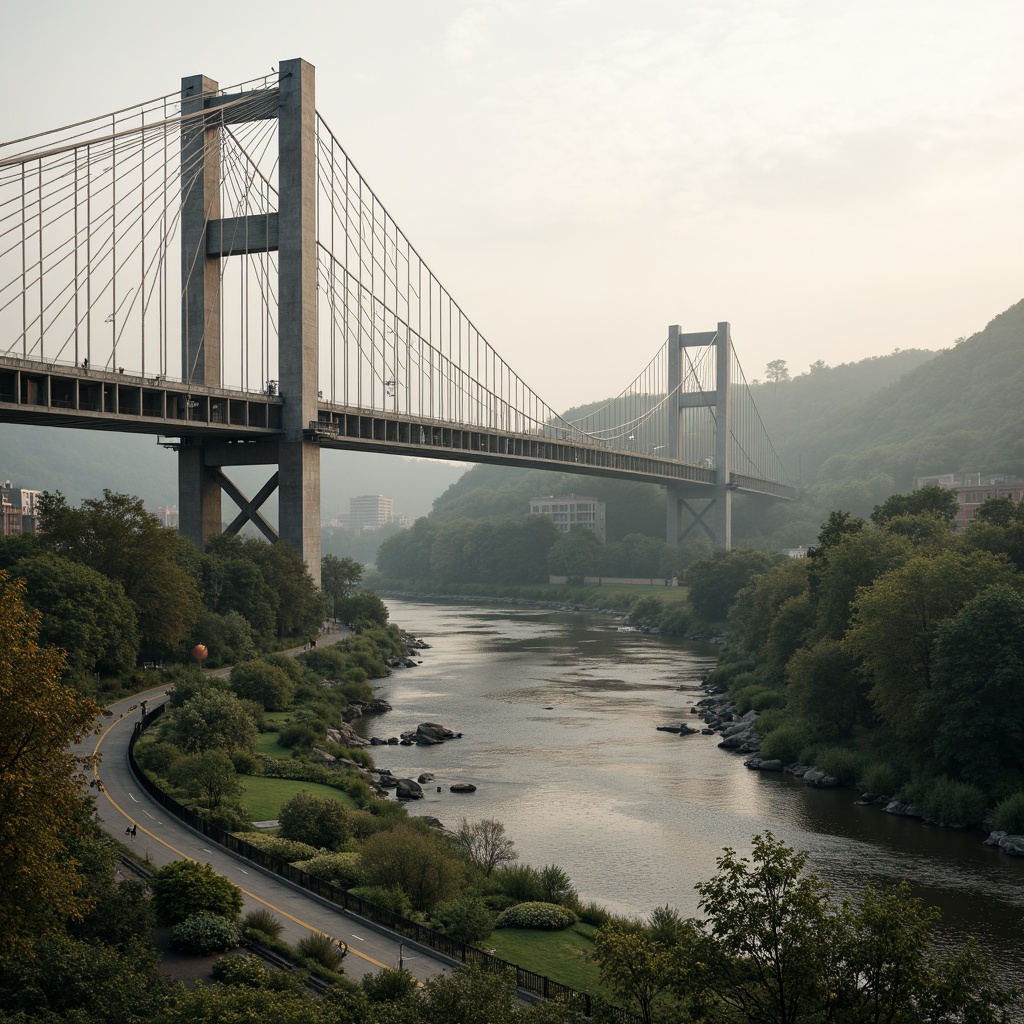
[917, 473, 1024, 530]
[529, 494, 606, 541]
[346, 494, 395, 531]
[0, 483, 41, 536]
[152, 504, 180, 529]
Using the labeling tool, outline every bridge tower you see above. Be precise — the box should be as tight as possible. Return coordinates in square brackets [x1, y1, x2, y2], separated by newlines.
[177, 59, 321, 584]
[665, 322, 732, 550]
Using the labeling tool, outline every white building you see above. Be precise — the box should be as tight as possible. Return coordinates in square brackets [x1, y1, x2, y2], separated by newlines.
[530, 494, 606, 542]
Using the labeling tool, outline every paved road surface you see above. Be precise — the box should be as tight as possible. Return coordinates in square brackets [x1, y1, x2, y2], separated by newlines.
[76, 682, 452, 985]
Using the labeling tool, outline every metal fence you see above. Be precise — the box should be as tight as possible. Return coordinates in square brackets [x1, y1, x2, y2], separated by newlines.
[128, 704, 641, 1023]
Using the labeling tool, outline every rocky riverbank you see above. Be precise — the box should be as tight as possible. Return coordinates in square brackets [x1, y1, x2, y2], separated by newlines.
[679, 682, 1024, 857]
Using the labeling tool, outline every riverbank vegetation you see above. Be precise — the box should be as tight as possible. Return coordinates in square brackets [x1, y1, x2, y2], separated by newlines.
[702, 484, 1024, 831]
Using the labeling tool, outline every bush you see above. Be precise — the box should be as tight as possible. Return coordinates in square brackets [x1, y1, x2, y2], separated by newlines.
[754, 708, 789, 736]
[212, 953, 274, 987]
[296, 932, 346, 971]
[150, 860, 244, 926]
[494, 901, 577, 930]
[812, 746, 865, 787]
[759, 723, 814, 765]
[539, 864, 579, 909]
[230, 660, 296, 712]
[294, 852, 363, 889]
[241, 908, 284, 940]
[278, 791, 352, 851]
[238, 833, 320, 862]
[348, 886, 413, 917]
[857, 761, 906, 797]
[994, 792, 1024, 834]
[361, 967, 418, 1004]
[735, 684, 786, 714]
[491, 863, 544, 903]
[170, 914, 242, 955]
[134, 739, 182, 776]
[433, 895, 495, 943]
[578, 900, 611, 927]
[918, 777, 988, 827]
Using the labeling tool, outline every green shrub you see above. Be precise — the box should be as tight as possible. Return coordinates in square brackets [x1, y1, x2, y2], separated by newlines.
[919, 777, 987, 827]
[539, 864, 579, 909]
[150, 860, 243, 926]
[294, 852, 363, 889]
[578, 900, 611, 927]
[170, 914, 242, 955]
[434, 895, 495, 943]
[494, 901, 577, 930]
[195, 804, 252, 832]
[346, 809, 386, 839]
[812, 746, 865, 787]
[857, 761, 905, 796]
[754, 708, 789, 736]
[759, 723, 813, 765]
[134, 740, 182, 776]
[994, 792, 1024, 834]
[278, 790, 352, 851]
[278, 721, 322, 752]
[212, 953, 273, 987]
[349, 886, 413, 917]
[241, 908, 284, 940]
[361, 967, 418, 1004]
[735, 684, 786, 714]
[238, 833, 320, 862]
[296, 932, 346, 971]
[491, 863, 544, 903]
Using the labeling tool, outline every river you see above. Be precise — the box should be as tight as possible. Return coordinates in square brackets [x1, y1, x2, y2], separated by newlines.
[357, 597, 1024, 992]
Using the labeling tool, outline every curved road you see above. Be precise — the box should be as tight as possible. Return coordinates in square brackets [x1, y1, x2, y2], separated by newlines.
[77, 683, 452, 985]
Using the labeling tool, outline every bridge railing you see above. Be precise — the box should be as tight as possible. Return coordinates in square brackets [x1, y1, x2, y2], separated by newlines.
[128, 704, 642, 1024]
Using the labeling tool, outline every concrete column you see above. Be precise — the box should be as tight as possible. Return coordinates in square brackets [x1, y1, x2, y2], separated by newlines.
[178, 445, 221, 551]
[276, 58, 321, 584]
[715, 322, 732, 549]
[180, 74, 221, 386]
[665, 326, 682, 544]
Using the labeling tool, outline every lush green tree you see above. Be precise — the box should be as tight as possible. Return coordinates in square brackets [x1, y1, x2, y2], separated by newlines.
[434, 894, 495, 943]
[162, 688, 259, 756]
[765, 359, 791, 385]
[843, 549, 1017, 746]
[454, 818, 518, 876]
[924, 585, 1024, 790]
[321, 553, 364, 616]
[785, 637, 868, 737]
[546, 526, 603, 582]
[0, 932, 171, 1024]
[278, 791, 352, 851]
[170, 749, 244, 809]
[972, 495, 1024, 527]
[13, 551, 140, 677]
[0, 571, 100, 957]
[591, 923, 678, 1024]
[375, 516, 438, 579]
[201, 535, 279, 643]
[151, 984, 335, 1024]
[869, 484, 959, 527]
[360, 824, 464, 912]
[685, 548, 779, 624]
[36, 489, 200, 656]
[187, 606, 258, 667]
[735, 559, 810, 657]
[149, 859, 243, 926]
[338, 590, 390, 629]
[241, 537, 326, 639]
[687, 832, 841, 1023]
[229, 658, 296, 711]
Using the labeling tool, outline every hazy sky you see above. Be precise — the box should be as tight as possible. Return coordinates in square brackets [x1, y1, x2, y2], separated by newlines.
[5, 1, 1021, 410]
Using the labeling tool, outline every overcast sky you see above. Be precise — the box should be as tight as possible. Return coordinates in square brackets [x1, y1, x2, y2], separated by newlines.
[5, 0, 1021, 410]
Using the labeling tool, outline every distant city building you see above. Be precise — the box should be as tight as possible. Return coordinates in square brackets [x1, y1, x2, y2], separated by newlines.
[530, 494, 606, 542]
[917, 472, 1024, 530]
[0, 482, 41, 536]
[329, 494, 410, 532]
[152, 504, 180, 529]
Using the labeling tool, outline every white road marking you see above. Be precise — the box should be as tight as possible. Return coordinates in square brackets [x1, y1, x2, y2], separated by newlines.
[128, 793, 139, 802]
[351, 933, 367, 941]
[143, 810, 157, 820]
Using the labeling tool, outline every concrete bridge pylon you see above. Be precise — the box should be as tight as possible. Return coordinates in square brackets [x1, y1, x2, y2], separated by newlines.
[177, 59, 322, 585]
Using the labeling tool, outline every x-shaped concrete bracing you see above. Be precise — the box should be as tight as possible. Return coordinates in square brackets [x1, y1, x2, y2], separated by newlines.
[216, 469, 280, 544]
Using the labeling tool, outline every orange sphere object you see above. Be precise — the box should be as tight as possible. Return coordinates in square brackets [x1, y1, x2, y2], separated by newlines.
[191, 644, 209, 662]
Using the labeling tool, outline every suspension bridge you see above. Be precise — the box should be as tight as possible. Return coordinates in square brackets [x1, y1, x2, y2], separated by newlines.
[0, 59, 795, 583]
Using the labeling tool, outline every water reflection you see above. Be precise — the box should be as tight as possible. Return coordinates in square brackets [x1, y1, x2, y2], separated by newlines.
[367, 598, 1024, 994]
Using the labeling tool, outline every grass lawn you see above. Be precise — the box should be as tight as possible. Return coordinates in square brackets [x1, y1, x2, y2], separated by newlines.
[239, 776, 358, 821]
[484, 923, 606, 995]
[255, 730, 293, 760]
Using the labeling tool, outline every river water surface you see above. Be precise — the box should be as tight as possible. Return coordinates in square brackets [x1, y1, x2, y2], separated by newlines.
[358, 598, 1024, 992]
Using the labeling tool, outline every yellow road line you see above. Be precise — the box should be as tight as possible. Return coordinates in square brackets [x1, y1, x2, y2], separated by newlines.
[93, 713, 390, 971]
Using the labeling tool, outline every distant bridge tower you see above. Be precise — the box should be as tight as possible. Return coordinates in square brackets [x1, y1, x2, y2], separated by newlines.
[666, 322, 733, 550]
[177, 59, 322, 584]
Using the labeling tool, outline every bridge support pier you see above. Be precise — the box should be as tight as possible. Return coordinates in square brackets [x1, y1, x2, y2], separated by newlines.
[177, 59, 322, 586]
